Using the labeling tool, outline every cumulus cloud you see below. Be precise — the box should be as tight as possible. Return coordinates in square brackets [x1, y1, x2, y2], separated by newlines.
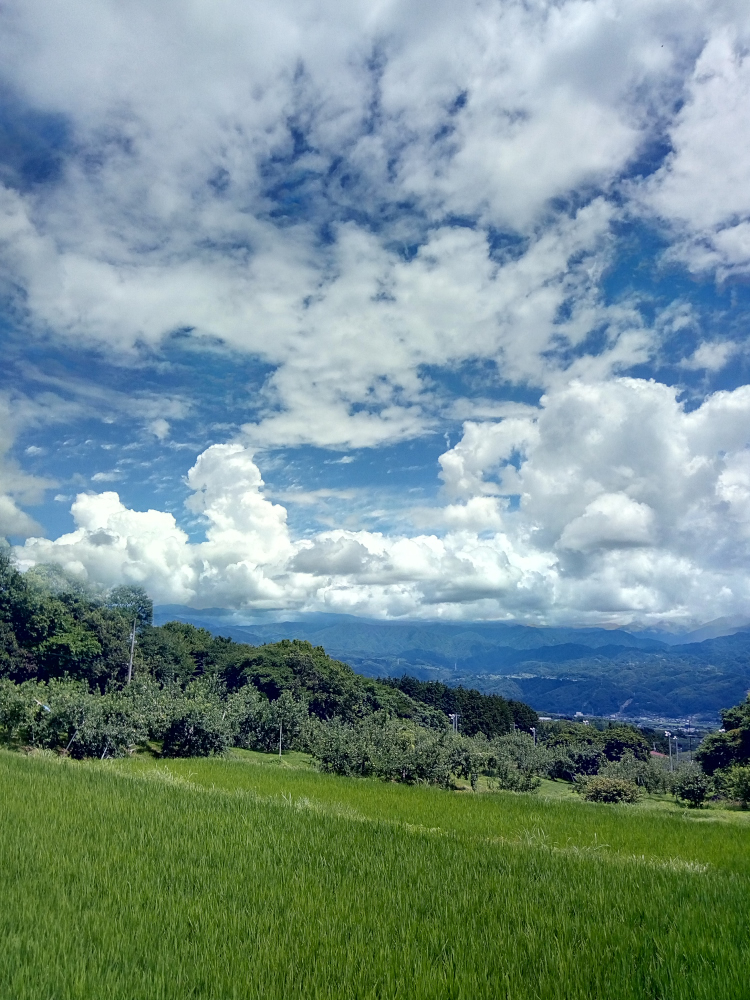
[5, 1, 750, 626]
[14, 378, 750, 625]
[432, 378, 750, 621]
[0, 0, 744, 451]
[16, 443, 296, 606]
[642, 21, 750, 274]
[557, 494, 656, 552]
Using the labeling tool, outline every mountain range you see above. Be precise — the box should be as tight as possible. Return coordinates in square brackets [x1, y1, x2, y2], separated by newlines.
[153, 607, 750, 722]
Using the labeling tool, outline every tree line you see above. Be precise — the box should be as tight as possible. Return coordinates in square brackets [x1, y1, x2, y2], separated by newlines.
[2, 550, 749, 806]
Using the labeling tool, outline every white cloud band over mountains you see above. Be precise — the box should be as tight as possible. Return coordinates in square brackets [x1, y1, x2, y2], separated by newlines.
[14, 378, 750, 626]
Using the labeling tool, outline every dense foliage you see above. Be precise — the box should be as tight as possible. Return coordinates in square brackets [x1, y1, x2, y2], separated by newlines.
[695, 695, 750, 774]
[575, 777, 643, 804]
[0, 553, 540, 779]
[670, 765, 713, 808]
[384, 674, 537, 735]
[5, 551, 749, 805]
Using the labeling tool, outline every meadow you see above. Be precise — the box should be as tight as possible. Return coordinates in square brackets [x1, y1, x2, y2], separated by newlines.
[1, 749, 748, 1000]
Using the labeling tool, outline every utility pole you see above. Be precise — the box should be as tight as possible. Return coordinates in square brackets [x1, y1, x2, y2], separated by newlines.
[127, 619, 137, 684]
[665, 731, 672, 772]
[279, 719, 283, 760]
[530, 726, 537, 746]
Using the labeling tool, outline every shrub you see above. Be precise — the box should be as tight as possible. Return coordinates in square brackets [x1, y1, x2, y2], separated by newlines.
[575, 777, 642, 804]
[67, 695, 149, 759]
[310, 715, 468, 787]
[227, 687, 308, 753]
[671, 765, 712, 808]
[486, 732, 544, 792]
[489, 761, 541, 793]
[0, 679, 148, 757]
[721, 765, 750, 808]
[161, 702, 231, 757]
[599, 751, 668, 793]
[546, 742, 604, 782]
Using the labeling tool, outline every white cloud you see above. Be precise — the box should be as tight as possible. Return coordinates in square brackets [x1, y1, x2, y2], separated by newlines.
[16, 443, 296, 606]
[0, 495, 41, 537]
[642, 21, 750, 273]
[0, 0, 741, 452]
[91, 470, 122, 482]
[431, 378, 750, 621]
[14, 378, 750, 625]
[5, 0, 750, 624]
[148, 418, 170, 441]
[557, 494, 656, 552]
[0, 390, 80, 538]
[682, 340, 738, 372]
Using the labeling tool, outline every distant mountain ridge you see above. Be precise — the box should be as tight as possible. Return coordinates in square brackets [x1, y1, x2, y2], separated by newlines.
[153, 607, 750, 721]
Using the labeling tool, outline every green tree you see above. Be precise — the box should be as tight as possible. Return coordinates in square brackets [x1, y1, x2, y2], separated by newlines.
[106, 585, 153, 631]
[575, 777, 642, 804]
[546, 742, 604, 781]
[485, 731, 545, 792]
[695, 696, 750, 775]
[672, 765, 713, 808]
[599, 751, 667, 793]
[227, 687, 308, 752]
[722, 765, 750, 808]
[161, 699, 231, 757]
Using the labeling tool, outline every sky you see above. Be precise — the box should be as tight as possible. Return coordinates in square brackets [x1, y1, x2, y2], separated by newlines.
[2, 0, 750, 627]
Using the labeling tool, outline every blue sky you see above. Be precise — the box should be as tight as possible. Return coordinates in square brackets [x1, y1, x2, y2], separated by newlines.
[3, 0, 750, 626]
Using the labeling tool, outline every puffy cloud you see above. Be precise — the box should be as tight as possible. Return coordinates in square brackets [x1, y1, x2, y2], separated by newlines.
[0, 495, 41, 537]
[557, 494, 656, 552]
[5, 1, 750, 626]
[433, 378, 750, 621]
[0, 0, 742, 451]
[642, 21, 750, 273]
[16, 444, 295, 606]
[15, 377, 750, 625]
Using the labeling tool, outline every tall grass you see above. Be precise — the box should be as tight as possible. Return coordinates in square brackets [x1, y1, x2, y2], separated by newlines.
[1, 750, 748, 999]
[123, 753, 750, 875]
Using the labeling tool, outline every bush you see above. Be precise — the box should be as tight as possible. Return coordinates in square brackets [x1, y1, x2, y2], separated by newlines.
[599, 751, 668, 793]
[546, 742, 604, 782]
[161, 701, 231, 757]
[486, 732, 544, 792]
[227, 687, 308, 753]
[0, 679, 149, 758]
[671, 765, 712, 808]
[721, 765, 750, 808]
[575, 777, 642, 803]
[310, 715, 468, 787]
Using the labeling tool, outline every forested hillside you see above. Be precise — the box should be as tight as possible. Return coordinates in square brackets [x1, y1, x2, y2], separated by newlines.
[0, 552, 536, 767]
[5, 551, 750, 806]
[155, 606, 750, 719]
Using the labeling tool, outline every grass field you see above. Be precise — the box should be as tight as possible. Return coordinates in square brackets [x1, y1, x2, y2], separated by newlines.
[1, 750, 748, 999]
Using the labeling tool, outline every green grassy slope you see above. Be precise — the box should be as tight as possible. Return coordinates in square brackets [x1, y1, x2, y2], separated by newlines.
[2, 750, 748, 1000]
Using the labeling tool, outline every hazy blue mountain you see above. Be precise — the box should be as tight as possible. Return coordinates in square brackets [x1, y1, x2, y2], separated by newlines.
[153, 607, 750, 721]
[628, 616, 750, 645]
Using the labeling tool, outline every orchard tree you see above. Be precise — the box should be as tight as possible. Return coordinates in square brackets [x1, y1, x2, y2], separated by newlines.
[106, 585, 153, 632]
